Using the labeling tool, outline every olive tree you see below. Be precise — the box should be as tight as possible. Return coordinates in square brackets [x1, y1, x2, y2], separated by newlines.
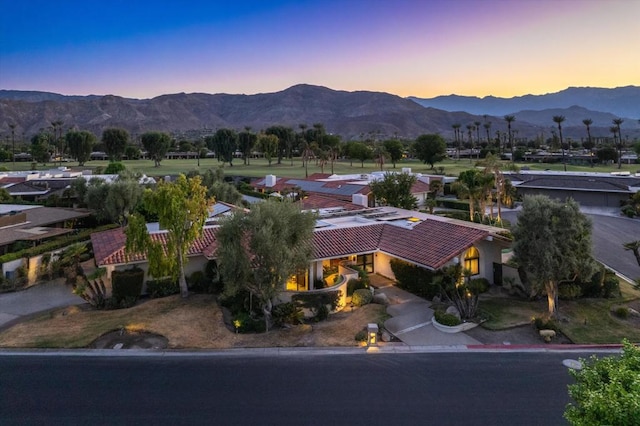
[216, 200, 316, 331]
[512, 195, 596, 317]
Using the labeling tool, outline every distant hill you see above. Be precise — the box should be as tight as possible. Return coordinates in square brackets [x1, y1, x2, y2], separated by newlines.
[0, 85, 637, 141]
[0, 84, 531, 140]
[409, 86, 640, 119]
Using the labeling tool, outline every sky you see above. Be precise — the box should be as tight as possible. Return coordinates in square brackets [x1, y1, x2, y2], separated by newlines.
[1, 0, 639, 99]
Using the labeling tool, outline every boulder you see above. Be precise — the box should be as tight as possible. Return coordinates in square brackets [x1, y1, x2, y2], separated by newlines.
[445, 305, 461, 319]
[372, 293, 390, 306]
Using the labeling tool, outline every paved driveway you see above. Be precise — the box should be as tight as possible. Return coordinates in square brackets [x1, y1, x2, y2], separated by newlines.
[0, 280, 84, 330]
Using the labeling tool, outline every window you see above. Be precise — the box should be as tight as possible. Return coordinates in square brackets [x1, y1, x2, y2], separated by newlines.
[463, 247, 480, 276]
[286, 270, 308, 291]
[356, 253, 374, 273]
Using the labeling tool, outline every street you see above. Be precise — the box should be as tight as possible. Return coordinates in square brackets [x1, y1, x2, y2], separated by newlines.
[0, 351, 581, 425]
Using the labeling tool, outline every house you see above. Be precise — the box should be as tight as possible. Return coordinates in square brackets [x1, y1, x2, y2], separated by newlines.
[505, 170, 640, 208]
[250, 169, 441, 207]
[91, 204, 510, 307]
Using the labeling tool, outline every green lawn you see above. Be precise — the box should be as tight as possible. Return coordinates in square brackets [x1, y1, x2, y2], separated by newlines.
[480, 280, 640, 344]
[5, 156, 640, 179]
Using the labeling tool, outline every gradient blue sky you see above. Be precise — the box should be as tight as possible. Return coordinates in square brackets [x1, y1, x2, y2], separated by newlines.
[1, 0, 638, 99]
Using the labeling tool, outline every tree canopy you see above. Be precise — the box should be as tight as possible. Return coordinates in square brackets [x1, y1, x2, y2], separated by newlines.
[216, 200, 316, 331]
[126, 174, 213, 297]
[413, 134, 447, 168]
[65, 130, 96, 166]
[369, 172, 418, 210]
[383, 139, 405, 168]
[141, 131, 171, 167]
[257, 133, 279, 166]
[205, 129, 237, 166]
[102, 128, 129, 161]
[564, 340, 640, 425]
[512, 195, 596, 316]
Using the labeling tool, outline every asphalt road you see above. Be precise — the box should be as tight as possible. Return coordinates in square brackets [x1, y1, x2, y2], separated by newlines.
[0, 352, 580, 425]
[502, 210, 640, 281]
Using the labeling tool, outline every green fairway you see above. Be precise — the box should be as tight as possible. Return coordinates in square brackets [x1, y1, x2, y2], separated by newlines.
[4, 156, 639, 179]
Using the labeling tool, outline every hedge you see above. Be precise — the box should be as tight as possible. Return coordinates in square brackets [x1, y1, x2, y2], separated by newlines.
[436, 198, 471, 212]
[112, 267, 144, 302]
[390, 259, 439, 299]
[0, 224, 119, 265]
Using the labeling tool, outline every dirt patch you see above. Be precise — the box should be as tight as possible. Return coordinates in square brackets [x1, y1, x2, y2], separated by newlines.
[466, 324, 572, 345]
[91, 330, 168, 349]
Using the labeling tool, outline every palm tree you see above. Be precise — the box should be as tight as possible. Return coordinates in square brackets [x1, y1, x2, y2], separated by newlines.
[452, 123, 461, 161]
[504, 115, 516, 162]
[466, 124, 474, 163]
[483, 121, 492, 149]
[474, 121, 481, 155]
[582, 118, 594, 166]
[613, 118, 624, 169]
[8, 123, 16, 167]
[553, 115, 567, 171]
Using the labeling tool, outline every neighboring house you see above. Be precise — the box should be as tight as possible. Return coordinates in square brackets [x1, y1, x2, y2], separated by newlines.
[91, 205, 510, 304]
[0, 168, 156, 203]
[251, 169, 441, 207]
[505, 171, 640, 208]
[0, 204, 92, 255]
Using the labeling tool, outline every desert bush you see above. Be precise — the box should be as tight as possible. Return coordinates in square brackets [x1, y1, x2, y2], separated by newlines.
[354, 329, 367, 342]
[292, 290, 342, 320]
[232, 311, 266, 333]
[73, 278, 108, 309]
[434, 310, 461, 327]
[146, 278, 179, 298]
[347, 278, 366, 296]
[352, 288, 373, 307]
[614, 307, 630, 319]
[558, 283, 583, 300]
[272, 302, 304, 327]
[533, 316, 559, 332]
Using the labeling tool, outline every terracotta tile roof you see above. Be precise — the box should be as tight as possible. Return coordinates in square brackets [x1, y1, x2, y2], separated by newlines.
[379, 220, 489, 269]
[93, 218, 489, 270]
[411, 180, 431, 193]
[92, 227, 219, 266]
[313, 224, 384, 259]
[299, 194, 363, 211]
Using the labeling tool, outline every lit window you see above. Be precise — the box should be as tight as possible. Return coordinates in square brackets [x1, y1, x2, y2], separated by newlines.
[463, 247, 480, 276]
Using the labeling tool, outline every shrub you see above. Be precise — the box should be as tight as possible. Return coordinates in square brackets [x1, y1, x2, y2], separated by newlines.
[103, 162, 126, 174]
[186, 270, 206, 292]
[146, 278, 179, 298]
[436, 199, 470, 212]
[614, 307, 630, 319]
[390, 259, 439, 299]
[468, 277, 490, 294]
[352, 288, 372, 307]
[272, 302, 304, 327]
[73, 278, 108, 309]
[111, 267, 144, 303]
[558, 283, 583, 300]
[354, 329, 367, 342]
[602, 272, 620, 298]
[533, 316, 559, 332]
[292, 290, 342, 319]
[621, 204, 635, 218]
[434, 310, 461, 326]
[232, 311, 266, 333]
[347, 278, 366, 296]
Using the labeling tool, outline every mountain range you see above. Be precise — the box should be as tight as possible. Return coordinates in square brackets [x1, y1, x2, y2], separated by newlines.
[0, 85, 638, 141]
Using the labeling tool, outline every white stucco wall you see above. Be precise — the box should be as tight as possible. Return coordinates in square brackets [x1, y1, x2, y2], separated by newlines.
[374, 252, 396, 280]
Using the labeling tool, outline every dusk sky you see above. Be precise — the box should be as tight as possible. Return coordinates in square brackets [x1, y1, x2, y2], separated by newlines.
[1, 0, 638, 99]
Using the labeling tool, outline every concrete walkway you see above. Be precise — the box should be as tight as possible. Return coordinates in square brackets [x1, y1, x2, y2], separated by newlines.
[0, 280, 85, 330]
[374, 284, 481, 346]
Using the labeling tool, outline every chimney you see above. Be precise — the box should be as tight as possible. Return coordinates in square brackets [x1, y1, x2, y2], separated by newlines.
[265, 174, 276, 188]
[402, 167, 412, 174]
[352, 193, 368, 207]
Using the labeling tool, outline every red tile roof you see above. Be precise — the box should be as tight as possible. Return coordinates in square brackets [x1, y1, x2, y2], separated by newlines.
[379, 220, 488, 269]
[313, 224, 385, 259]
[93, 218, 489, 270]
[91, 227, 219, 266]
[299, 194, 363, 211]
